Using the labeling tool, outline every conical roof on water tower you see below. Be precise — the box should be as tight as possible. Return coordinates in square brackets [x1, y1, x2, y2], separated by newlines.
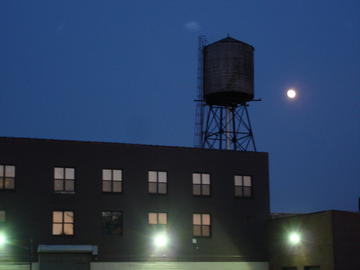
[203, 36, 254, 106]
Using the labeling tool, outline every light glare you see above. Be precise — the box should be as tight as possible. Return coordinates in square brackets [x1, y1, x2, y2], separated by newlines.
[289, 232, 301, 245]
[153, 233, 168, 248]
[0, 233, 6, 246]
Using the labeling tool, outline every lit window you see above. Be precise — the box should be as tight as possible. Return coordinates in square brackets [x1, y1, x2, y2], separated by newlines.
[52, 211, 74, 235]
[0, 211, 5, 222]
[102, 169, 123, 193]
[54, 167, 75, 193]
[148, 171, 167, 194]
[192, 173, 210, 196]
[193, 213, 211, 237]
[0, 165, 15, 190]
[234, 175, 252, 197]
[148, 212, 167, 225]
[102, 211, 123, 235]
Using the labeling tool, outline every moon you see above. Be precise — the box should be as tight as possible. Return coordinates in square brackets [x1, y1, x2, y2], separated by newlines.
[286, 89, 297, 99]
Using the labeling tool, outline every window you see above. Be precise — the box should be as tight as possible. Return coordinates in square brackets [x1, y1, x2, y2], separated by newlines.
[102, 211, 123, 235]
[148, 212, 167, 225]
[0, 211, 5, 223]
[148, 171, 167, 194]
[192, 173, 210, 196]
[54, 167, 75, 193]
[282, 267, 297, 270]
[102, 169, 123, 193]
[234, 175, 252, 197]
[0, 165, 15, 190]
[193, 213, 211, 237]
[52, 211, 74, 235]
[304, 267, 320, 270]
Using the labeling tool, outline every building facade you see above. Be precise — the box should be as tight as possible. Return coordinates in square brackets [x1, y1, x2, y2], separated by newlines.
[0, 137, 270, 270]
[269, 210, 360, 270]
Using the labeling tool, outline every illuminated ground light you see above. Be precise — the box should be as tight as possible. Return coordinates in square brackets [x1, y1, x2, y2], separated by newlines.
[0, 233, 7, 246]
[153, 233, 168, 248]
[288, 232, 301, 245]
[286, 88, 297, 99]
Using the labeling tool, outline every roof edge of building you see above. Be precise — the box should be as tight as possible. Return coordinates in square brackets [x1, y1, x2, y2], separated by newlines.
[271, 209, 360, 220]
[0, 136, 268, 154]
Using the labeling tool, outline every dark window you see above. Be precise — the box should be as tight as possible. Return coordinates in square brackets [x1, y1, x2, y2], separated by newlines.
[148, 171, 167, 194]
[102, 211, 123, 235]
[52, 211, 74, 235]
[304, 267, 320, 270]
[234, 175, 252, 197]
[0, 165, 15, 190]
[193, 213, 211, 237]
[192, 173, 210, 196]
[102, 169, 123, 193]
[54, 167, 75, 193]
[148, 212, 167, 225]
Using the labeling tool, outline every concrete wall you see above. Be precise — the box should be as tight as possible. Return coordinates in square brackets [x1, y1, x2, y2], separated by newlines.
[0, 137, 270, 262]
[91, 261, 269, 270]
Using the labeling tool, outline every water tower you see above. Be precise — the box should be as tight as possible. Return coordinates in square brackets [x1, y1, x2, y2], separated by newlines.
[194, 36, 258, 151]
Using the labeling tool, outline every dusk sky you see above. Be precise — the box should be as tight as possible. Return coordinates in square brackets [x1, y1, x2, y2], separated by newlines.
[0, 0, 359, 213]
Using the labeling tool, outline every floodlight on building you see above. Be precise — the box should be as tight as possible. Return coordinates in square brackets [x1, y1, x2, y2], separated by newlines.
[0, 232, 7, 246]
[153, 233, 168, 248]
[288, 232, 301, 245]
